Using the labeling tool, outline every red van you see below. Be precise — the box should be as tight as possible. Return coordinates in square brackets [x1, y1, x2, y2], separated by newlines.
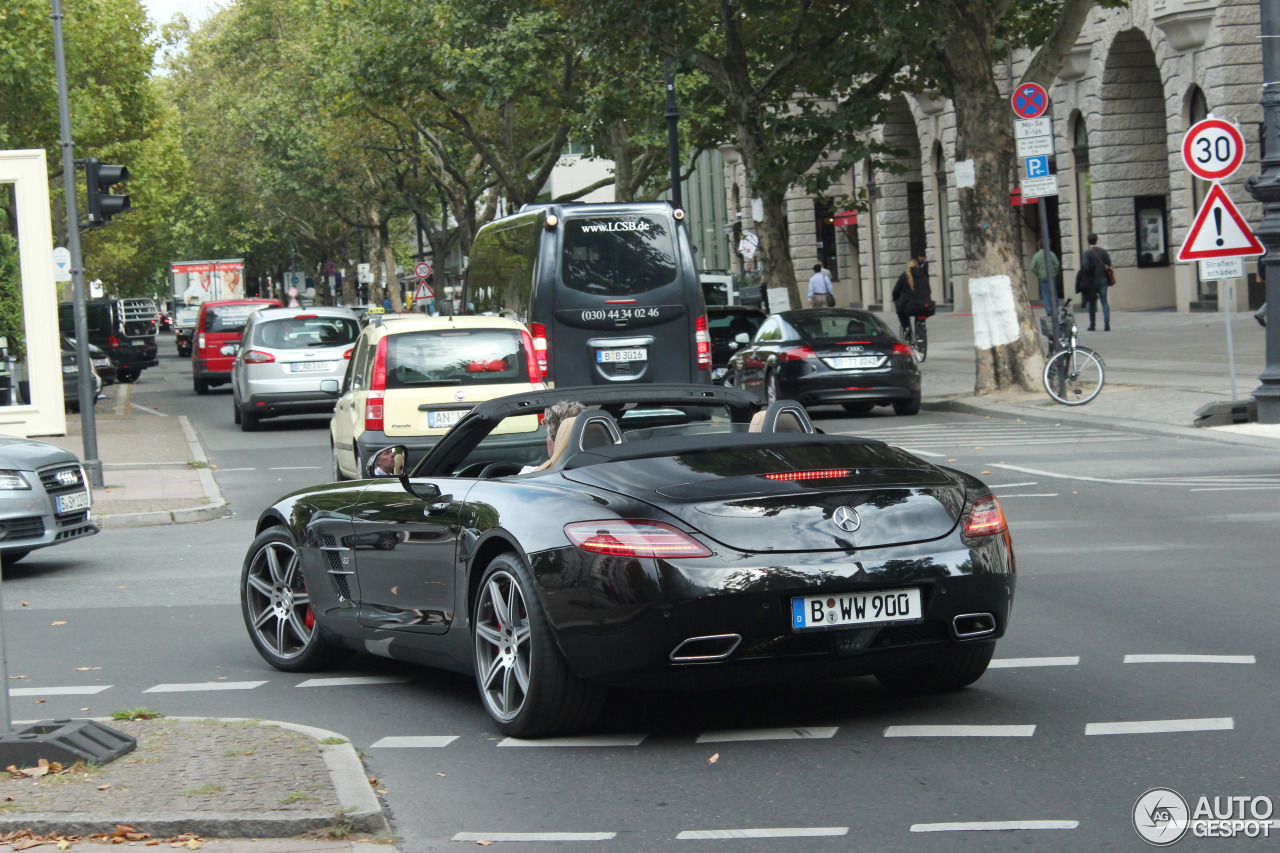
[192, 298, 282, 394]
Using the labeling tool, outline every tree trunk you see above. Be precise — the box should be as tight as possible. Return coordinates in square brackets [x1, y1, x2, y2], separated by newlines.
[755, 189, 800, 310]
[943, 8, 1043, 394]
[381, 223, 402, 312]
[341, 256, 358, 307]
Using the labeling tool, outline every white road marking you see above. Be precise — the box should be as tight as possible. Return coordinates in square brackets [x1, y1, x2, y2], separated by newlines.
[1019, 544, 1167, 555]
[910, 820, 1078, 832]
[268, 466, 323, 470]
[497, 734, 647, 747]
[989, 482, 1039, 488]
[676, 827, 849, 840]
[127, 403, 169, 417]
[906, 448, 945, 457]
[1205, 512, 1280, 521]
[297, 676, 414, 687]
[1124, 654, 1255, 664]
[9, 685, 111, 696]
[1085, 717, 1234, 736]
[213, 467, 257, 472]
[696, 727, 838, 743]
[143, 681, 267, 693]
[988, 656, 1080, 668]
[884, 724, 1036, 738]
[993, 493, 1059, 498]
[992, 463, 1280, 489]
[451, 832, 615, 842]
[370, 736, 458, 748]
[1189, 485, 1280, 491]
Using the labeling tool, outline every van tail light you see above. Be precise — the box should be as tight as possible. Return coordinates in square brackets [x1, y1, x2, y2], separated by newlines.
[892, 343, 913, 356]
[242, 350, 275, 364]
[370, 337, 388, 390]
[343, 348, 353, 359]
[780, 345, 816, 361]
[364, 391, 385, 432]
[564, 520, 712, 558]
[695, 315, 712, 370]
[520, 330, 543, 383]
[197, 333, 206, 351]
[108, 336, 121, 349]
[963, 495, 1008, 538]
[529, 323, 549, 379]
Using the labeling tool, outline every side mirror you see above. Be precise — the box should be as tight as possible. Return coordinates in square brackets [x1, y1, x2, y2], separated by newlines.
[366, 444, 408, 478]
[734, 332, 750, 344]
[320, 379, 340, 396]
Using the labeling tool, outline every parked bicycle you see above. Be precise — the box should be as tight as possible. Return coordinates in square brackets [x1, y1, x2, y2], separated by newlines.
[1040, 299, 1104, 405]
[900, 314, 928, 363]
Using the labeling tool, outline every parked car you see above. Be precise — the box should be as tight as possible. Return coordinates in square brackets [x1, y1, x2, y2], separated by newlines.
[60, 339, 102, 412]
[57, 298, 159, 383]
[240, 385, 1014, 737]
[173, 305, 200, 357]
[727, 308, 922, 416]
[706, 305, 766, 384]
[230, 307, 361, 431]
[0, 437, 98, 564]
[328, 314, 544, 480]
[62, 336, 117, 386]
[191, 298, 283, 394]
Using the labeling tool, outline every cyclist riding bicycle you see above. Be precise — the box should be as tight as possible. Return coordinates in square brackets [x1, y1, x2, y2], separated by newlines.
[891, 258, 932, 338]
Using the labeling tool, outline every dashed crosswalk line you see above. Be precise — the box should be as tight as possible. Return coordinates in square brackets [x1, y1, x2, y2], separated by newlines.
[696, 727, 838, 743]
[1084, 717, 1233, 736]
[297, 676, 414, 687]
[498, 734, 647, 747]
[452, 832, 615, 842]
[8, 685, 111, 696]
[1124, 654, 1255, 664]
[849, 422, 1142, 449]
[884, 724, 1036, 737]
[370, 736, 458, 748]
[677, 827, 849, 840]
[911, 820, 1078, 832]
[143, 681, 267, 693]
[988, 656, 1080, 668]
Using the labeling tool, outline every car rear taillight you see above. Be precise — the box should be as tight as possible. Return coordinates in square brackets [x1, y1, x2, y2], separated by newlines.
[520, 329, 543, 384]
[892, 343, 913, 356]
[564, 520, 712, 558]
[370, 337, 387, 390]
[295, 313, 318, 319]
[343, 348, 353, 359]
[764, 469, 851, 481]
[108, 336, 121, 349]
[529, 323, 549, 379]
[963, 495, 1008, 538]
[242, 350, 275, 364]
[197, 333, 206, 351]
[365, 338, 388, 432]
[781, 345, 817, 361]
[695, 316, 712, 370]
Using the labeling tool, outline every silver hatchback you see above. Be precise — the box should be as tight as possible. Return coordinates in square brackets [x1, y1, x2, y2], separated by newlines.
[230, 307, 360, 431]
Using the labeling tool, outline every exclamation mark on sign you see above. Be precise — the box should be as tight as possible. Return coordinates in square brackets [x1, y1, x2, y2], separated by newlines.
[1214, 207, 1224, 246]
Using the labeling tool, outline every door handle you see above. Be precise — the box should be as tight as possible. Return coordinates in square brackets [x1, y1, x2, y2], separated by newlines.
[426, 495, 453, 515]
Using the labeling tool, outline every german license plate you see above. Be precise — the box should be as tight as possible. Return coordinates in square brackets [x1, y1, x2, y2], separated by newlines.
[826, 356, 881, 369]
[597, 348, 647, 363]
[791, 587, 921, 630]
[290, 361, 334, 373]
[56, 491, 91, 513]
[428, 409, 468, 429]
[132, 339, 148, 346]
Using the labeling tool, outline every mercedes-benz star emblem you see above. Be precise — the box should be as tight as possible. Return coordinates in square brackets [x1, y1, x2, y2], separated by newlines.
[833, 506, 861, 532]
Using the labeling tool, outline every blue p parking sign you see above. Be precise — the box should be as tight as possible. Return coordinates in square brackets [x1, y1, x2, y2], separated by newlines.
[1024, 155, 1049, 179]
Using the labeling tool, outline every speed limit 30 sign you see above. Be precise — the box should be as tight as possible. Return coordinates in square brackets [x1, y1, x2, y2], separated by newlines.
[1182, 118, 1245, 181]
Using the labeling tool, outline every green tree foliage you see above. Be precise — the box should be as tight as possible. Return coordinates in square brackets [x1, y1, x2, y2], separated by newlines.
[0, 229, 24, 362]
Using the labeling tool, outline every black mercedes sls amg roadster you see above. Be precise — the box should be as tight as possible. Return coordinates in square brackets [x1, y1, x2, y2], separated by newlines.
[241, 384, 1015, 737]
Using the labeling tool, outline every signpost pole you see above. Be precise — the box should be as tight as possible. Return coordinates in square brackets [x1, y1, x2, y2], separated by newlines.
[1225, 280, 1238, 400]
[1245, 0, 1280, 423]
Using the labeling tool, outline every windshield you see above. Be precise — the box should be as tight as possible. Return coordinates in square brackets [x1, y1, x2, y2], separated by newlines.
[386, 329, 530, 389]
[789, 312, 890, 340]
[253, 316, 359, 350]
[561, 215, 678, 296]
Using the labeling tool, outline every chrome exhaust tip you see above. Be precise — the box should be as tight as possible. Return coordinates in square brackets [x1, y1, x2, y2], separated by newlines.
[952, 613, 996, 639]
[670, 634, 742, 662]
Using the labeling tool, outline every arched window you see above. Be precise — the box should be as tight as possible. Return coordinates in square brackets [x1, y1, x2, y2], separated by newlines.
[1072, 115, 1092, 259]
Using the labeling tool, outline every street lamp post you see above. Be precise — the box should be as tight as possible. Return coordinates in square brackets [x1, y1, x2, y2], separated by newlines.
[1246, 0, 1280, 423]
[664, 60, 683, 210]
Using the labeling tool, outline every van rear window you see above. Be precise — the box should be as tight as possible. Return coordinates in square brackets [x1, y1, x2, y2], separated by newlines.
[205, 305, 260, 333]
[386, 329, 529, 389]
[562, 216, 677, 296]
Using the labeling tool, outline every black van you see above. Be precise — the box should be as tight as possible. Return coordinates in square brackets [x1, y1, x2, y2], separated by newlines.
[57, 298, 159, 383]
[464, 202, 710, 387]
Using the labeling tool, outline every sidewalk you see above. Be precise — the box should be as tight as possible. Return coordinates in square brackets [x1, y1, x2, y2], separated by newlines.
[40, 383, 230, 529]
[907, 307, 1280, 447]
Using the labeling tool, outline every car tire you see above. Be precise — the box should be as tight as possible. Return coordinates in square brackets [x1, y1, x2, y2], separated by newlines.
[117, 368, 138, 383]
[2, 550, 31, 566]
[893, 391, 921, 416]
[765, 371, 779, 404]
[473, 553, 605, 737]
[841, 402, 874, 416]
[240, 527, 349, 672]
[875, 642, 995, 694]
[240, 408, 260, 432]
[194, 375, 209, 395]
[232, 398, 242, 425]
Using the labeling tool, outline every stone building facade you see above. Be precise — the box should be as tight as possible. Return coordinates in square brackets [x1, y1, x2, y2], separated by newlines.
[722, 0, 1263, 314]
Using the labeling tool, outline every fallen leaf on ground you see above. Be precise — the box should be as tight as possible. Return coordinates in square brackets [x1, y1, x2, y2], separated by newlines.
[51, 621, 67, 626]
[8, 675, 26, 679]
[708, 753, 719, 764]
[57, 839, 70, 850]
[98, 784, 111, 791]
[476, 842, 493, 847]
[34, 699, 46, 704]
[437, 772, 446, 777]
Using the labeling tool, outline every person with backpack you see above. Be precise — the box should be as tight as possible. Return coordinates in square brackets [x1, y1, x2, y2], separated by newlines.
[1079, 233, 1114, 331]
[892, 258, 932, 337]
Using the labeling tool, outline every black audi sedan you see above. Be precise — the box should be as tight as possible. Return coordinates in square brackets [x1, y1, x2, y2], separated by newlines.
[726, 308, 921, 415]
[240, 385, 1014, 737]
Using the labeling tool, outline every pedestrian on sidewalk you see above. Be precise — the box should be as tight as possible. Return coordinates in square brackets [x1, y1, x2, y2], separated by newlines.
[808, 264, 835, 308]
[1081, 233, 1113, 331]
[1031, 241, 1061, 314]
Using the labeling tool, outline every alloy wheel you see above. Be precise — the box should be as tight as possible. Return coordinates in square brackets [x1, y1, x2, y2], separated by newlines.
[474, 570, 532, 722]
[243, 540, 314, 661]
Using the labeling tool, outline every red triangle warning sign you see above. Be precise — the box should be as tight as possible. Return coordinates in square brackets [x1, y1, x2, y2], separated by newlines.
[414, 280, 434, 300]
[1178, 183, 1264, 261]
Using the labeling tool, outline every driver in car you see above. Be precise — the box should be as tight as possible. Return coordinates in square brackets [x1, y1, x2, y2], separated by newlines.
[520, 400, 586, 474]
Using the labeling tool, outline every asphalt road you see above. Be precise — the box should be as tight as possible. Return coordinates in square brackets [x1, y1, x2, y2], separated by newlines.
[4, 336, 1278, 851]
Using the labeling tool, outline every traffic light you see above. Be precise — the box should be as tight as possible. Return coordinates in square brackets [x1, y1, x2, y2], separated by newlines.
[84, 158, 130, 226]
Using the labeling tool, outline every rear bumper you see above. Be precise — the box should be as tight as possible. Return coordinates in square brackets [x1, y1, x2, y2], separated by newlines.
[108, 348, 159, 370]
[242, 391, 338, 419]
[780, 370, 920, 406]
[194, 360, 232, 384]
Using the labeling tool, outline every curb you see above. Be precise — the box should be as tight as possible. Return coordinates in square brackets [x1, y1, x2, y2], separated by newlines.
[92, 415, 231, 529]
[921, 396, 1280, 449]
[0, 718, 388, 839]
